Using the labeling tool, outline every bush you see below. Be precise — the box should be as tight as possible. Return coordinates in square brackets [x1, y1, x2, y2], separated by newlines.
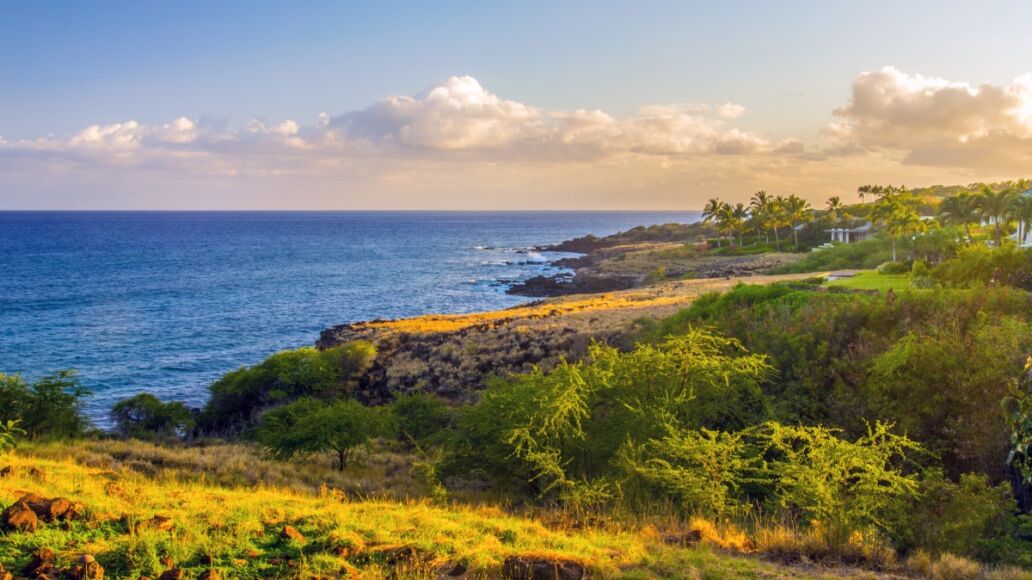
[256, 398, 390, 471]
[934, 245, 1032, 290]
[900, 470, 1013, 556]
[0, 370, 93, 439]
[878, 260, 910, 274]
[200, 341, 376, 432]
[111, 393, 195, 439]
[389, 393, 454, 445]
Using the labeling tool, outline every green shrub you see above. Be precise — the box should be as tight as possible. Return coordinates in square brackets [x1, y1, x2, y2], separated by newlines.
[389, 393, 454, 445]
[0, 419, 25, 453]
[111, 393, 195, 439]
[0, 370, 93, 439]
[900, 470, 1013, 556]
[200, 341, 376, 432]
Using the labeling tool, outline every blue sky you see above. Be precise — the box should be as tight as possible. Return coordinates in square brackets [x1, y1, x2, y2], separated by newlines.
[3, 1, 1032, 209]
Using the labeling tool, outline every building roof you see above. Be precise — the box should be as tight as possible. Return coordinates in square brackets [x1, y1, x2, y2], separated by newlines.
[826, 222, 872, 233]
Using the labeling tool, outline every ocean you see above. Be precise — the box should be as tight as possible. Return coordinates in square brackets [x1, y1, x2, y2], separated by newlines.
[0, 211, 700, 424]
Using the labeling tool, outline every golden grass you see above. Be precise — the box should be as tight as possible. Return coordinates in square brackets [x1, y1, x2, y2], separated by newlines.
[346, 273, 827, 337]
[0, 444, 901, 579]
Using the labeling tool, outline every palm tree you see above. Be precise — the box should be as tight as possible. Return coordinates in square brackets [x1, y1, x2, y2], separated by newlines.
[826, 196, 846, 224]
[701, 198, 725, 247]
[976, 185, 1018, 246]
[1014, 195, 1032, 246]
[732, 202, 748, 247]
[769, 196, 789, 251]
[938, 192, 981, 239]
[749, 191, 773, 243]
[784, 194, 813, 249]
[872, 191, 924, 262]
[714, 203, 740, 248]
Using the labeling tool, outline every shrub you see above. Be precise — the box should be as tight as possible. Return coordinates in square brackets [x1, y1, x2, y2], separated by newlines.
[200, 341, 376, 432]
[0, 419, 25, 453]
[389, 393, 454, 445]
[0, 370, 93, 439]
[111, 393, 195, 439]
[900, 470, 1013, 556]
[256, 398, 390, 471]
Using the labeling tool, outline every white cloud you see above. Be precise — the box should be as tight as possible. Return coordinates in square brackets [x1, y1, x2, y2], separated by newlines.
[831, 66, 1032, 169]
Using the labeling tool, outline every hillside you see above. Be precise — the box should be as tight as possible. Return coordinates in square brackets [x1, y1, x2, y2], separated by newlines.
[0, 442, 915, 579]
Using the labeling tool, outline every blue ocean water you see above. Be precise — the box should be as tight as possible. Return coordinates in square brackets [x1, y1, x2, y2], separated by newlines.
[0, 211, 699, 424]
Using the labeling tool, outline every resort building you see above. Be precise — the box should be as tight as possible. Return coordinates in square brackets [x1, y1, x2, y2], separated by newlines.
[826, 222, 873, 244]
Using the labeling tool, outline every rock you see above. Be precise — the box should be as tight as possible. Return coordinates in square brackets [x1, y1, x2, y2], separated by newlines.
[68, 554, 104, 579]
[27, 466, 47, 481]
[0, 562, 11, 580]
[279, 525, 305, 543]
[20, 495, 73, 522]
[2, 500, 38, 532]
[0, 465, 14, 478]
[157, 569, 184, 580]
[134, 515, 174, 533]
[159, 556, 174, 569]
[501, 555, 585, 580]
[661, 529, 703, 546]
[24, 547, 57, 577]
[197, 570, 220, 580]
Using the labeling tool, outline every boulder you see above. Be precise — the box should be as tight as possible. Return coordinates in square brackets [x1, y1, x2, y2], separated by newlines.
[661, 529, 703, 546]
[1, 500, 38, 532]
[24, 547, 56, 577]
[501, 555, 585, 580]
[19, 494, 74, 522]
[157, 569, 184, 580]
[279, 525, 305, 543]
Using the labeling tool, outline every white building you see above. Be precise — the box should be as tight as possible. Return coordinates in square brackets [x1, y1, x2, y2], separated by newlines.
[826, 222, 872, 244]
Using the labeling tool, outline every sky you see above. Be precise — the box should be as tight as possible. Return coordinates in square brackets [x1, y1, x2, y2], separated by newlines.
[2, 1, 1032, 210]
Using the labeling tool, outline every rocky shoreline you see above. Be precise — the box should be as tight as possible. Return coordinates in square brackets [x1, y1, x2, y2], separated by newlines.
[505, 221, 801, 297]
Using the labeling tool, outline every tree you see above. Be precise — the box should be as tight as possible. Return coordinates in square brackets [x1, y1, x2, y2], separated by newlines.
[769, 196, 790, 251]
[872, 191, 925, 262]
[750, 191, 774, 243]
[701, 198, 726, 247]
[714, 202, 741, 248]
[938, 192, 981, 239]
[976, 184, 1018, 246]
[1010, 182, 1032, 246]
[0, 371, 92, 439]
[732, 202, 749, 247]
[825, 196, 847, 224]
[257, 398, 389, 471]
[111, 393, 195, 439]
[784, 194, 813, 249]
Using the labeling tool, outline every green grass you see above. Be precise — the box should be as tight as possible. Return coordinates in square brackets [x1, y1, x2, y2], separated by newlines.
[826, 271, 912, 291]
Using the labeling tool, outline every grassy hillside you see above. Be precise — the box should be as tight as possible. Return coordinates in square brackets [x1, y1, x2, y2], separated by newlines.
[0, 442, 919, 579]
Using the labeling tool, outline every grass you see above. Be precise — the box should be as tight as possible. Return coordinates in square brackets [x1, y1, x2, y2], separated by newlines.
[0, 445, 881, 579]
[826, 271, 912, 292]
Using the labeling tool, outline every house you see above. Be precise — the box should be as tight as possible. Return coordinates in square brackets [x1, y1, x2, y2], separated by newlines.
[826, 222, 872, 244]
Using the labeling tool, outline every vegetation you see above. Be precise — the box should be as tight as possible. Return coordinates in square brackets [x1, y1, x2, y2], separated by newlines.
[257, 398, 389, 471]
[0, 370, 92, 440]
[111, 393, 195, 439]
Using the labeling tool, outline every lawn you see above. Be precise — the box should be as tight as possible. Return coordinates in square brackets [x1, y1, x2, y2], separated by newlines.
[826, 270, 912, 291]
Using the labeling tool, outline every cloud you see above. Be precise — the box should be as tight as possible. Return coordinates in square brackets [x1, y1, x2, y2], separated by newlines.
[831, 66, 1032, 170]
[1, 70, 1029, 209]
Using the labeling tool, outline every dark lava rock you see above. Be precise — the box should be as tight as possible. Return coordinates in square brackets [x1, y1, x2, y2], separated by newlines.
[1, 500, 38, 532]
[502, 555, 585, 580]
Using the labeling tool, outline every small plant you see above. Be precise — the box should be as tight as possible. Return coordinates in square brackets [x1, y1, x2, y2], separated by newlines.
[0, 418, 26, 453]
[877, 260, 910, 275]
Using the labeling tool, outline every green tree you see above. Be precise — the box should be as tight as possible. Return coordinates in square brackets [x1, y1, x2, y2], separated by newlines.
[0, 371, 92, 439]
[749, 190, 774, 244]
[0, 420, 26, 453]
[872, 191, 925, 262]
[938, 192, 982, 239]
[784, 194, 813, 249]
[826, 196, 847, 225]
[257, 398, 389, 471]
[976, 184, 1018, 246]
[111, 393, 195, 439]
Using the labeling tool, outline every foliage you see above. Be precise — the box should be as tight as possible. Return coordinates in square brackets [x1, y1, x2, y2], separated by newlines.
[877, 260, 910, 275]
[389, 393, 454, 445]
[0, 370, 92, 439]
[256, 397, 390, 470]
[0, 419, 25, 453]
[753, 421, 921, 545]
[773, 237, 893, 272]
[111, 393, 195, 439]
[450, 330, 773, 504]
[200, 342, 376, 432]
[934, 245, 1032, 290]
[901, 470, 1014, 557]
